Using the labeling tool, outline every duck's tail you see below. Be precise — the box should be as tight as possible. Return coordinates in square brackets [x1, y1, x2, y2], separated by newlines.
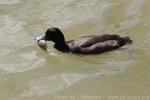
[119, 36, 133, 46]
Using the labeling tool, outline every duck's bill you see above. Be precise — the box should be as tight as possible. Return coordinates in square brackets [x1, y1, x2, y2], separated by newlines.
[35, 34, 46, 41]
[35, 35, 48, 51]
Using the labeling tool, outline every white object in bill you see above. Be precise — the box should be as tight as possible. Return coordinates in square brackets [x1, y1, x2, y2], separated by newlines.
[37, 40, 48, 51]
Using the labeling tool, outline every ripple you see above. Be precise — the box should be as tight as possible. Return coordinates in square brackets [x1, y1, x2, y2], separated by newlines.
[0, 49, 46, 73]
[0, 0, 20, 5]
[126, 0, 145, 16]
[21, 73, 88, 97]
[0, 42, 16, 61]
[25, 24, 45, 37]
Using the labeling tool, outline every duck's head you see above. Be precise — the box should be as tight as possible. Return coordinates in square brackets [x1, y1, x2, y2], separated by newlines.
[36, 27, 65, 43]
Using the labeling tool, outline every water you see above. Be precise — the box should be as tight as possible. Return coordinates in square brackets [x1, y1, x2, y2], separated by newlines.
[0, 0, 150, 100]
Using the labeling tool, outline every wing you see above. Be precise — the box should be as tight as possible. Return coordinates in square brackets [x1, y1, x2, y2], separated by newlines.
[66, 34, 120, 48]
[73, 40, 120, 54]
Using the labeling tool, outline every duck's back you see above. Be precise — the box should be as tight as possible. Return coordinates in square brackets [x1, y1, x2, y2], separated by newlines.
[66, 34, 132, 54]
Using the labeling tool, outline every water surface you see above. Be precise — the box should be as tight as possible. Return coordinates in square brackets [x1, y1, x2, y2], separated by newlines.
[0, 0, 150, 100]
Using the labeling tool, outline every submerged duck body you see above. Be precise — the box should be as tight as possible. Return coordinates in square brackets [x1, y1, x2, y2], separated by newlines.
[36, 27, 132, 54]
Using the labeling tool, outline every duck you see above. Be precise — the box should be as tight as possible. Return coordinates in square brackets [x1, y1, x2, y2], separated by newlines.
[35, 27, 132, 55]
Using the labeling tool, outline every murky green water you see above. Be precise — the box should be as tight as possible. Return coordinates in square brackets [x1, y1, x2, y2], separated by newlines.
[0, 0, 150, 100]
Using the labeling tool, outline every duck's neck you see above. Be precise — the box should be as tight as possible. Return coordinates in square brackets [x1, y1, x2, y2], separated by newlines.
[54, 41, 69, 52]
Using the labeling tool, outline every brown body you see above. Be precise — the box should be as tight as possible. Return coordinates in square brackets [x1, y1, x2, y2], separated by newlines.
[36, 28, 132, 55]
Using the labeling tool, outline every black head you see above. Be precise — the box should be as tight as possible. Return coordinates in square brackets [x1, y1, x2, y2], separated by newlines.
[36, 27, 65, 44]
[45, 27, 65, 42]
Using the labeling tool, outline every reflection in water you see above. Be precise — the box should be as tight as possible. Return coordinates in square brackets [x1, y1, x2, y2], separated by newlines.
[0, 15, 46, 73]
[22, 73, 88, 97]
[0, 0, 150, 100]
[0, 0, 20, 5]
[0, 42, 15, 60]
[126, 0, 145, 16]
